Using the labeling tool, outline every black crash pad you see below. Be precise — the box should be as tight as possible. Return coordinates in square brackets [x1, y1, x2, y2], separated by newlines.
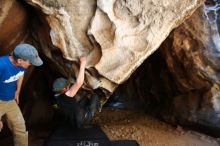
[44, 124, 139, 146]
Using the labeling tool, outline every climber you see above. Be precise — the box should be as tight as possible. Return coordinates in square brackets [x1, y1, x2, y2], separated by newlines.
[52, 56, 100, 128]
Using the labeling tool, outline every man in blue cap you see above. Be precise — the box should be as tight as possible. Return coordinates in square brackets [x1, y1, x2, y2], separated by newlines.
[0, 43, 43, 146]
[53, 56, 100, 128]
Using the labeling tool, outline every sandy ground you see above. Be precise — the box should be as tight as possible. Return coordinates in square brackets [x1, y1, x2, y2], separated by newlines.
[94, 108, 220, 146]
[1, 108, 220, 146]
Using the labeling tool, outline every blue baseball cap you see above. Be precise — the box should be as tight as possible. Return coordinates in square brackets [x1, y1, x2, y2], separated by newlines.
[53, 78, 68, 91]
[13, 43, 43, 66]
[53, 77, 76, 91]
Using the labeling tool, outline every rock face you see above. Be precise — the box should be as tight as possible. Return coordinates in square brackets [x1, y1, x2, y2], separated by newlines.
[0, 0, 30, 54]
[156, 7, 214, 126]
[0, 0, 203, 96]
[23, 0, 203, 93]
[160, 0, 220, 134]
[90, 0, 202, 84]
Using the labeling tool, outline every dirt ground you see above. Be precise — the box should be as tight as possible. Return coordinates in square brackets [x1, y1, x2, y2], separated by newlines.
[1, 108, 220, 146]
[94, 108, 220, 146]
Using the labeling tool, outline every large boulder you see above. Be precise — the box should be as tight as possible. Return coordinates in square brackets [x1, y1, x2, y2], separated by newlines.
[22, 0, 203, 94]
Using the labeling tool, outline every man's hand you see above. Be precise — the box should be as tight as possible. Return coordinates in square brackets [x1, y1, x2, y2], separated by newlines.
[15, 91, 19, 104]
[65, 56, 87, 97]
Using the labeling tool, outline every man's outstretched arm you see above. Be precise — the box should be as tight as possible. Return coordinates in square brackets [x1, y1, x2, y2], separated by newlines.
[65, 56, 86, 97]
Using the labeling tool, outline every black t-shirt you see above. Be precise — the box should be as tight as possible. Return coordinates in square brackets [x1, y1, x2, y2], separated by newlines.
[56, 94, 77, 109]
[55, 93, 91, 128]
[56, 94, 79, 127]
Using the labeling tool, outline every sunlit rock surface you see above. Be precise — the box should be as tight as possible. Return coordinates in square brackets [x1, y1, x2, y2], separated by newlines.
[23, 0, 203, 91]
[0, 0, 203, 96]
